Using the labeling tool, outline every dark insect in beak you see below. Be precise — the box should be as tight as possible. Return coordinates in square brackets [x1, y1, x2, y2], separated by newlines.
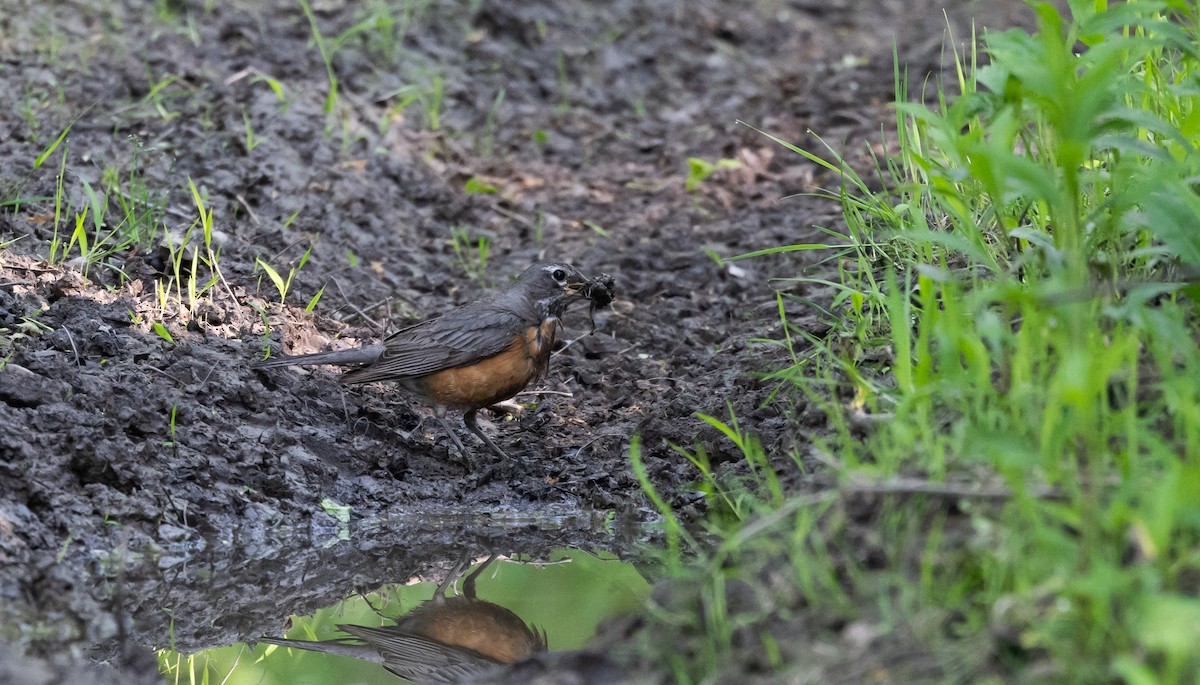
[584, 273, 615, 308]
[583, 273, 615, 333]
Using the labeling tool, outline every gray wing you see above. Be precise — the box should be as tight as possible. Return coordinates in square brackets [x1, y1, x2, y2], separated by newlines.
[340, 302, 531, 384]
[336, 624, 502, 683]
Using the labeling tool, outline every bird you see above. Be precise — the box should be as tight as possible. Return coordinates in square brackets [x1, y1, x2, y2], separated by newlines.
[259, 553, 547, 684]
[253, 262, 615, 460]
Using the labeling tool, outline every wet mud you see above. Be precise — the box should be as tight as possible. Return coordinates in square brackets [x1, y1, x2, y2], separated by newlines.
[0, 0, 1035, 681]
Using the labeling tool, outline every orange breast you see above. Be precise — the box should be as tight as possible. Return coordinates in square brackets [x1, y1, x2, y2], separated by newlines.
[402, 600, 544, 663]
[417, 319, 557, 410]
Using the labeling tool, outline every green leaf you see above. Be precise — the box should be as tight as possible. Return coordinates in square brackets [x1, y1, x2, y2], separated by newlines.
[34, 124, 73, 169]
[464, 177, 498, 194]
[582, 219, 609, 237]
[250, 74, 287, 102]
[256, 258, 286, 298]
[319, 498, 351, 524]
[1135, 594, 1200, 657]
[152, 322, 175, 344]
[305, 284, 326, 313]
[685, 157, 715, 191]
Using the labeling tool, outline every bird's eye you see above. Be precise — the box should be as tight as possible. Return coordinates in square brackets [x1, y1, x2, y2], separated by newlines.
[552, 268, 567, 282]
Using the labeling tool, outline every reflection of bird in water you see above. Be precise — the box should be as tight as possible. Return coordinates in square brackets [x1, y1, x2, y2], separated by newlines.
[260, 554, 546, 683]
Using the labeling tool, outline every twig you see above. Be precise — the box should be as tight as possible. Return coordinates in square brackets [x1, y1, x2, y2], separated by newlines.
[806, 447, 1059, 500]
[491, 204, 533, 227]
[724, 451, 1063, 547]
[806, 446, 842, 471]
[235, 194, 261, 226]
[729, 491, 839, 548]
[63, 327, 80, 366]
[223, 67, 256, 85]
[332, 277, 384, 332]
[517, 389, 573, 398]
[146, 365, 188, 387]
[570, 432, 623, 460]
[843, 476, 1060, 501]
[555, 332, 598, 356]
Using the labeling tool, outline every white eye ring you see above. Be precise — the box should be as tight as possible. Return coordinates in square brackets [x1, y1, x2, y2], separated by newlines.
[552, 268, 567, 282]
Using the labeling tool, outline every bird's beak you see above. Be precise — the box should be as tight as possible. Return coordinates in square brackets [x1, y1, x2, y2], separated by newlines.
[563, 272, 591, 297]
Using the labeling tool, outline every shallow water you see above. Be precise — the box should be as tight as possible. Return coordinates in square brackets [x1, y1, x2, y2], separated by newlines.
[157, 549, 649, 684]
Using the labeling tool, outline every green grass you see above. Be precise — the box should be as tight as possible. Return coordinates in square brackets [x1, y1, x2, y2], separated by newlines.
[255, 245, 321, 309]
[684, 156, 743, 192]
[2, 0, 446, 327]
[642, 3, 1200, 683]
[298, 0, 441, 143]
[450, 226, 490, 283]
[33, 134, 170, 281]
[153, 178, 232, 318]
[10, 115, 238, 321]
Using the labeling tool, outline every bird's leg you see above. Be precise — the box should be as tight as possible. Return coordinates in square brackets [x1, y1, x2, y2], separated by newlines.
[433, 406, 471, 461]
[463, 408, 510, 461]
[432, 552, 471, 602]
[461, 553, 500, 600]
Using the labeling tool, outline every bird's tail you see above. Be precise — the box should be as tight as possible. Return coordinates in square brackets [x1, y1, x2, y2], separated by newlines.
[257, 635, 384, 663]
[252, 345, 385, 370]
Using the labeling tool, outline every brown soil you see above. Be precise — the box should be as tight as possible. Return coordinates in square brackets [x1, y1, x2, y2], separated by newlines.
[0, 0, 1035, 682]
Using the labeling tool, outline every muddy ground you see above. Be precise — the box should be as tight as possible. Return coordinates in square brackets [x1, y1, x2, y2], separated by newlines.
[1, 0, 1035, 682]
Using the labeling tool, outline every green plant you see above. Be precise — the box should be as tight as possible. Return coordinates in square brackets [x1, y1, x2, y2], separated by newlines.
[378, 68, 445, 134]
[299, 0, 435, 138]
[39, 138, 170, 280]
[696, 406, 784, 508]
[0, 312, 52, 365]
[19, 84, 48, 144]
[416, 70, 444, 132]
[581, 219, 609, 237]
[463, 176, 498, 195]
[249, 301, 273, 360]
[156, 178, 231, 319]
[297, 0, 341, 133]
[352, 0, 435, 62]
[250, 72, 292, 114]
[450, 226, 489, 282]
[636, 429, 840, 683]
[630, 436, 689, 571]
[684, 156, 743, 192]
[151, 322, 174, 344]
[55, 532, 73, 563]
[641, 3, 1200, 683]
[153, 0, 203, 46]
[143, 72, 182, 121]
[0, 119, 72, 224]
[305, 284, 326, 313]
[163, 401, 178, 449]
[479, 87, 505, 157]
[255, 246, 315, 306]
[242, 110, 265, 152]
[776, 3, 1199, 681]
[555, 49, 570, 114]
[47, 145, 73, 265]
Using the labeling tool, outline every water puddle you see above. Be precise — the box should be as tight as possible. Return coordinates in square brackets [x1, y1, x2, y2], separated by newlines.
[155, 549, 649, 683]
